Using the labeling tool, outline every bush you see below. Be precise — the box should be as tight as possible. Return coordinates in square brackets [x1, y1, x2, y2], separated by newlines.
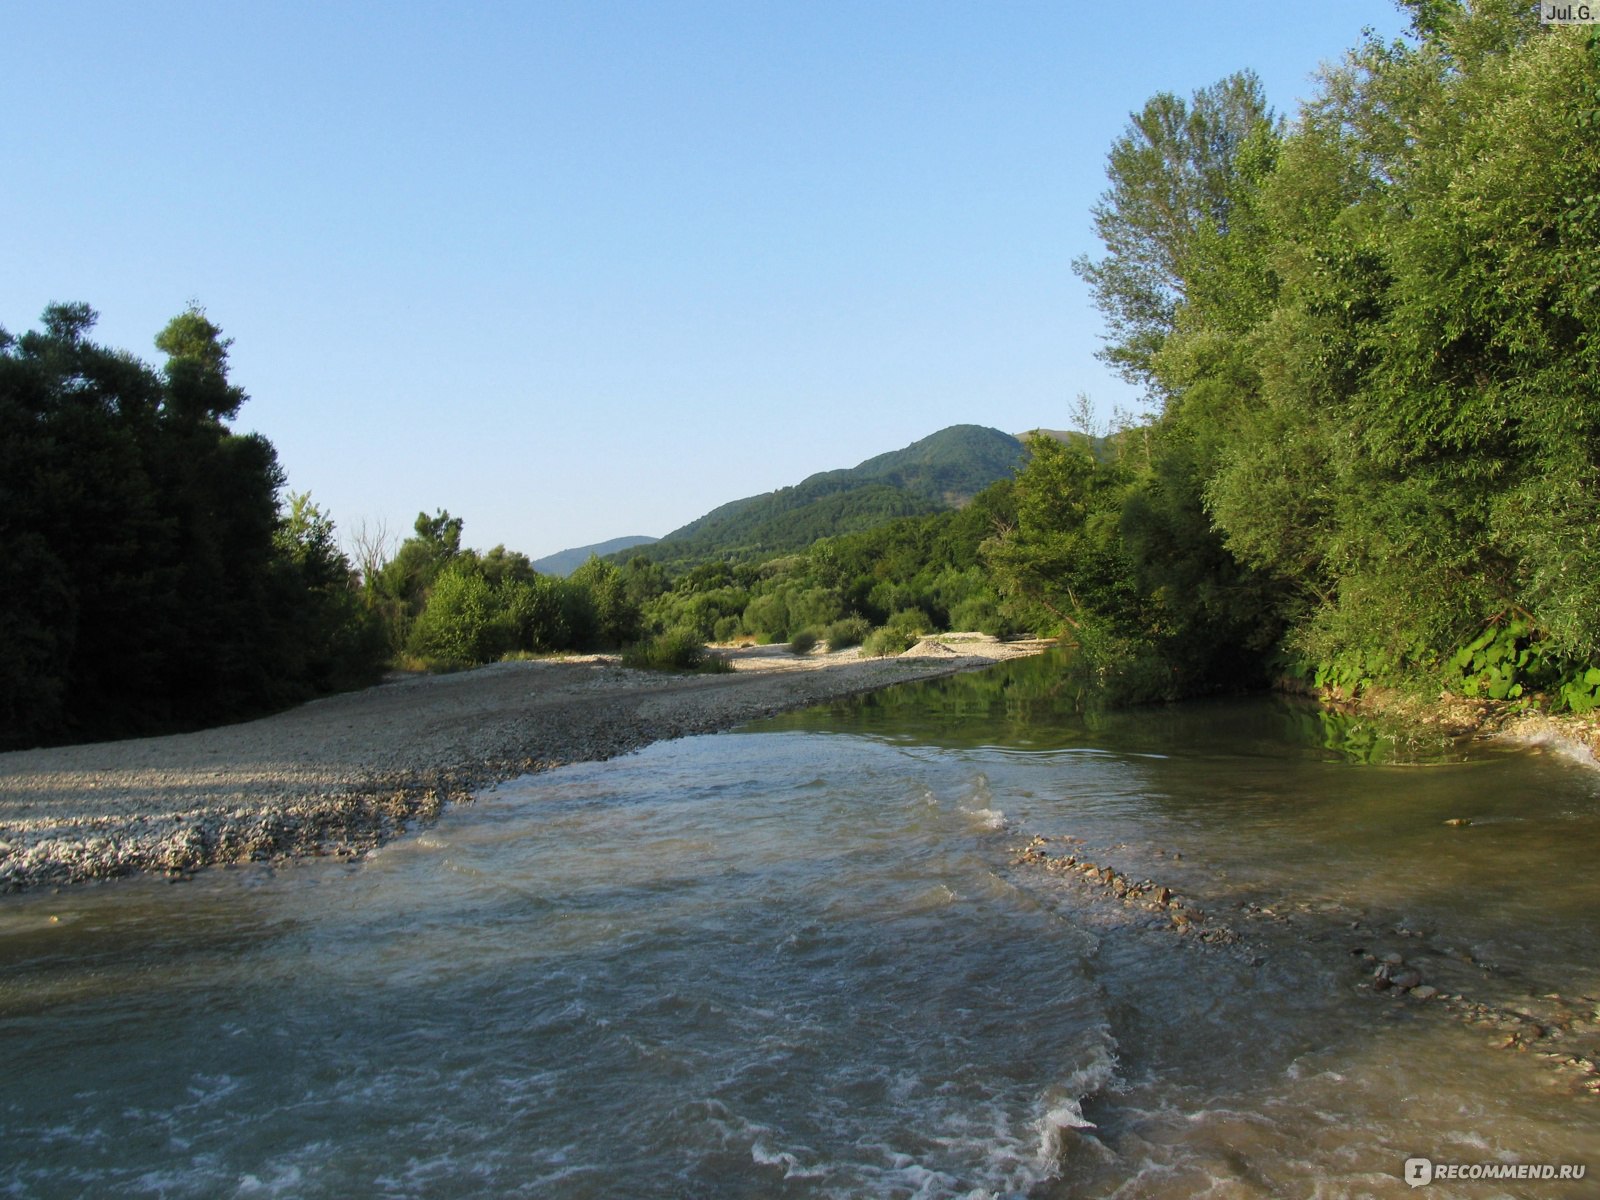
[789, 629, 818, 655]
[741, 591, 788, 643]
[406, 566, 506, 664]
[947, 594, 1012, 638]
[885, 607, 933, 637]
[862, 626, 918, 657]
[621, 627, 729, 672]
[822, 615, 871, 650]
[499, 575, 570, 652]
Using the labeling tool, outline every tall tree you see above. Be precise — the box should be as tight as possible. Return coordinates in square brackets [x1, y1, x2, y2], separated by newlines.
[1074, 71, 1276, 391]
[0, 304, 383, 748]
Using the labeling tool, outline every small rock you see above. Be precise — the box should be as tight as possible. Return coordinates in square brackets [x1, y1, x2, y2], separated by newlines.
[1443, 817, 1472, 827]
[1411, 985, 1439, 1001]
[1381, 952, 1405, 966]
[1390, 969, 1423, 990]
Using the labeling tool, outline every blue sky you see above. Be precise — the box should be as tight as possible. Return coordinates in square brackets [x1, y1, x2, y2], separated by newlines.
[4, 1, 1412, 560]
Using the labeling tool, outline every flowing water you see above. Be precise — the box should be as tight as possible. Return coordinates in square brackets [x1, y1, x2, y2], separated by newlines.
[3, 656, 1598, 1198]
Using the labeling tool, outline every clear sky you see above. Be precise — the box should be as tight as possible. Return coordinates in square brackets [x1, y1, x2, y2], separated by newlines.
[4, 0, 1412, 561]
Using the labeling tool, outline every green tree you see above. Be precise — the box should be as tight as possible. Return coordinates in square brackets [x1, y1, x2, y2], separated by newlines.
[0, 304, 385, 747]
[568, 556, 643, 648]
[1074, 71, 1276, 389]
[274, 492, 387, 691]
[407, 564, 502, 664]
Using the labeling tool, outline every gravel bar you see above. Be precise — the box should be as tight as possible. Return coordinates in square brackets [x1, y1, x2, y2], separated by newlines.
[0, 638, 1051, 892]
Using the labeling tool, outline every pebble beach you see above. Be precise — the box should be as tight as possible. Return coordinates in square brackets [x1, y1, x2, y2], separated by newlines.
[0, 637, 1051, 892]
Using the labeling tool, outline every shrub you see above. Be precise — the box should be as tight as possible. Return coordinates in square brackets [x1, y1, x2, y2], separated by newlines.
[822, 615, 871, 650]
[499, 575, 570, 653]
[622, 627, 730, 672]
[862, 626, 918, 657]
[885, 607, 933, 637]
[406, 566, 505, 664]
[789, 629, 818, 655]
[741, 592, 788, 643]
[947, 594, 1013, 638]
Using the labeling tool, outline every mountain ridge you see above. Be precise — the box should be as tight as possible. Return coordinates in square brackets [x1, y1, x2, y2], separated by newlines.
[619, 424, 1026, 569]
[533, 535, 659, 577]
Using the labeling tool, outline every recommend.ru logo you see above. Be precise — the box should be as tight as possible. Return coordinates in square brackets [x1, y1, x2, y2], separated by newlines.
[1404, 1156, 1588, 1187]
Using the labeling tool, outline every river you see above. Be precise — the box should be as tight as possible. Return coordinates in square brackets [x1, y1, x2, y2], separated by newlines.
[2, 655, 1597, 1197]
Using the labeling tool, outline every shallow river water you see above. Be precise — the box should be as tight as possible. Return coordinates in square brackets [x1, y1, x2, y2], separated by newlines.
[3, 656, 1598, 1198]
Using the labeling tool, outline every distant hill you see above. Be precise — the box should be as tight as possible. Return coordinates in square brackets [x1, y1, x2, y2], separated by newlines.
[622, 425, 1026, 569]
[534, 535, 659, 577]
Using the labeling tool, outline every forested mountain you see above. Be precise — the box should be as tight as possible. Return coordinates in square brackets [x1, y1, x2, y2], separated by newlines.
[623, 425, 1026, 569]
[533, 535, 659, 577]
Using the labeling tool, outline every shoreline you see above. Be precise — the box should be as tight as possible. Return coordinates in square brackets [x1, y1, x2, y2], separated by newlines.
[1314, 683, 1600, 770]
[0, 636, 1052, 894]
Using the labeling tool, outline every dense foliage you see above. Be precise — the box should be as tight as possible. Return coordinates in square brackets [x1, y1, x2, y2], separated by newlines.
[360, 513, 647, 667]
[992, 1, 1600, 707]
[0, 305, 387, 748]
[0, 302, 676, 747]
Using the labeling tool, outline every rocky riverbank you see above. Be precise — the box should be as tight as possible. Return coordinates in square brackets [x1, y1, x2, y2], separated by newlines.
[0, 636, 1051, 893]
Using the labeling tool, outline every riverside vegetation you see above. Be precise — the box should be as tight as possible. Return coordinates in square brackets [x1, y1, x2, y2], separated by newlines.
[4, 1, 1596, 750]
[610, 2, 1600, 720]
[1037, 1, 1600, 714]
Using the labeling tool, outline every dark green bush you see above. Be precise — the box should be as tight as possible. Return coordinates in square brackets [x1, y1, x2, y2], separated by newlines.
[405, 565, 505, 664]
[862, 626, 917, 657]
[822, 615, 871, 650]
[789, 629, 818, 655]
[622, 627, 729, 672]
[885, 607, 933, 637]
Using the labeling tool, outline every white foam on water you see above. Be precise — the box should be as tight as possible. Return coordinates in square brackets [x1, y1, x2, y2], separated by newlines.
[962, 806, 1008, 831]
[132, 1160, 225, 1195]
[903, 882, 961, 913]
[750, 1138, 829, 1179]
[234, 1164, 306, 1196]
[1036, 1043, 1120, 1168]
[180, 1072, 242, 1110]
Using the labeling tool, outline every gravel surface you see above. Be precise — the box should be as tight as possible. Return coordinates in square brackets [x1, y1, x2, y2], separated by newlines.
[0, 638, 1051, 892]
